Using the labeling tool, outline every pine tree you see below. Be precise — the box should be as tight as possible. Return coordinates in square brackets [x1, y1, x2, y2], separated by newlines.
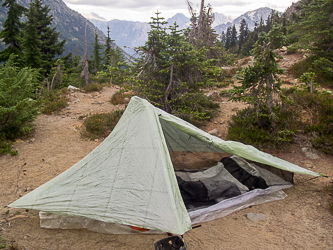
[288, 0, 333, 84]
[24, 0, 65, 74]
[0, 0, 26, 63]
[23, 3, 42, 69]
[230, 30, 285, 124]
[230, 24, 238, 48]
[225, 26, 232, 50]
[221, 31, 226, 46]
[135, 13, 219, 122]
[103, 26, 114, 69]
[238, 19, 248, 52]
[91, 31, 102, 75]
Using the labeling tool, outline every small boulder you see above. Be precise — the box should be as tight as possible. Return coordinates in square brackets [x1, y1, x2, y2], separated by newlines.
[245, 213, 267, 222]
[207, 91, 221, 101]
[208, 129, 219, 136]
[301, 147, 320, 160]
[68, 85, 79, 90]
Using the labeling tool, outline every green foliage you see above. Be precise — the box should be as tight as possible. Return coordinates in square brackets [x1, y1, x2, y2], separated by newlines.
[0, 134, 17, 156]
[0, 55, 41, 139]
[135, 12, 221, 125]
[110, 90, 133, 105]
[0, 0, 26, 63]
[91, 31, 102, 75]
[82, 82, 104, 93]
[82, 110, 124, 139]
[287, 0, 333, 87]
[27, 0, 65, 75]
[41, 89, 68, 114]
[171, 93, 219, 127]
[226, 106, 298, 148]
[289, 89, 333, 154]
[289, 56, 333, 85]
[230, 30, 285, 125]
[0, 236, 8, 249]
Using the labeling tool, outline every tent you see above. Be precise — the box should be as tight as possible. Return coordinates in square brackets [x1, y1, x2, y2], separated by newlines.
[9, 96, 321, 235]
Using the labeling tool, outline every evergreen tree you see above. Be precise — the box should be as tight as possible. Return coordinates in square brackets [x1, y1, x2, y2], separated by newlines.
[221, 31, 226, 46]
[225, 26, 232, 50]
[135, 12, 219, 122]
[23, 3, 42, 69]
[24, 0, 65, 74]
[238, 19, 248, 52]
[0, 0, 26, 63]
[230, 30, 285, 124]
[288, 0, 333, 84]
[230, 24, 238, 48]
[91, 31, 102, 75]
[103, 26, 114, 69]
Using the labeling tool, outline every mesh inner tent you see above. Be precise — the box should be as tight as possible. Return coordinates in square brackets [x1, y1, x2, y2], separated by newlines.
[159, 118, 294, 212]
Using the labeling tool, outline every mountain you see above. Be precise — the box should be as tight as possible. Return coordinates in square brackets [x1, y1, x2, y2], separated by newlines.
[81, 12, 106, 22]
[212, 13, 234, 28]
[166, 13, 190, 30]
[0, 0, 107, 57]
[87, 18, 150, 56]
[86, 8, 275, 56]
[214, 7, 276, 35]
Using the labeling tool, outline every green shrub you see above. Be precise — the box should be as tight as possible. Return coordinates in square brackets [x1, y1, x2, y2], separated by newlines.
[110, 90, 133, 105]
[0, 135, 17, 156]
[226, 106, 299, 149]
[171, 93, 220, 127]
[290, 90, 333, 154]
[82, 82, 104, 93]
[82, 110, 125, 139]
[286, 46, 298, 54]
[0, 55, 41, 139]
[289, 56, 333, 86]
[41, 89, 68, 114]
[220, 89, 232, 97]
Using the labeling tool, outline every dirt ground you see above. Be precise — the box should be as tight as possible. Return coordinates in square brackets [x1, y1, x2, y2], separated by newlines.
[1, 54, 333, 249]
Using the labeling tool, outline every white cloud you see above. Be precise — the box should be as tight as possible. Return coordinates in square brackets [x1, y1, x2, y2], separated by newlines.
[63, 0, 295, 22]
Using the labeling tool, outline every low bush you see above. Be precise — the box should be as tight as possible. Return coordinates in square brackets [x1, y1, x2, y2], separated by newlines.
[41, 89, 68, 114]
[226, 106, 299, 149]
[286, 46, 298, 55]
[82, 82, 104, 93]
[110, 90, 133, 105]
[290, 90, 333, 154]
[171, 93, 220, 127]
[219, 89, 232, 97]
[289, 56, 333, 86]
[226, 88, 333, 154]
[82, 110, 125, 139]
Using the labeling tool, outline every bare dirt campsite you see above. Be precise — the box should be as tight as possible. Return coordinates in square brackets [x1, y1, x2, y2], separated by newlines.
[1, 54, 333, 249]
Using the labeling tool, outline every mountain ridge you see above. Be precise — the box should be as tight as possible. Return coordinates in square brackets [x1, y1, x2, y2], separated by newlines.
[86, 7, 276, 56]
[0, 0, 107, 57]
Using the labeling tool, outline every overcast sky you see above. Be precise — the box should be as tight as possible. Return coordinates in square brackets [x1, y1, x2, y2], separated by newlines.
[63, 0, 296, 22]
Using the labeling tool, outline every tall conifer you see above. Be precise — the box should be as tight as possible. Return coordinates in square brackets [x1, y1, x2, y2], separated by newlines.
[0, 0, 26, 63]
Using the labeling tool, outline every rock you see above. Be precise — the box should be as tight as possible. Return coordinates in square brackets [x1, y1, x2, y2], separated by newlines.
[221, 66, 231, 70]
[280, 46, 288, 52]
[301, 147, 320, 160]
[245, 213, 267, 222]
[29, 138, 35, 143]
[208, 129, 219, 136]
[124, 98, 130, 104]
[207, 91, 221, 101]
[68, 85, 79, 90]
[232, 107, 239, 112]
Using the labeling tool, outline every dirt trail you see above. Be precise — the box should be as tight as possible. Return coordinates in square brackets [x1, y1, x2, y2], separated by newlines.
[1, 55, 333, 249]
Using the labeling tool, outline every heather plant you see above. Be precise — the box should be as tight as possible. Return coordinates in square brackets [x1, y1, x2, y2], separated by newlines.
[82, 110, 124, 139]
